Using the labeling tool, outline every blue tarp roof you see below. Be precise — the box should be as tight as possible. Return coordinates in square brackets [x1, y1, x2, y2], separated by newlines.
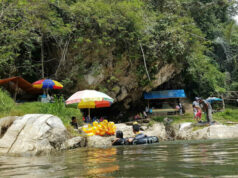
[144, 89, 186, 99]
[206, 97, 223, 103]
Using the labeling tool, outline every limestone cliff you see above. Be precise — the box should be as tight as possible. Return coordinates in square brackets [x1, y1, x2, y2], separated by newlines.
[58, 48, 181, 119]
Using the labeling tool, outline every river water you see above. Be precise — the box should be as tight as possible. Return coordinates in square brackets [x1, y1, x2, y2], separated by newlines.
[1, 139, 238, 177]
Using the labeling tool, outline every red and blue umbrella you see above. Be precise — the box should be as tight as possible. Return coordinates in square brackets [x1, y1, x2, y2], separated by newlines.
[32, 79, 63, 89]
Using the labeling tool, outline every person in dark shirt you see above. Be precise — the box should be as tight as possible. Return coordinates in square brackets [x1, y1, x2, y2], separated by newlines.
[70, 116, 78, 129]
[198, 98, 213, 123]
[128, 124, 146, 143]
[112, 130, 125, 145]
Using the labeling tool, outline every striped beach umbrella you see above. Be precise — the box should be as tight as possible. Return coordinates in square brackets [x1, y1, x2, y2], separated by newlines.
[32, 79, 63, 89]
[65, 90, 114, 105]
[65, 90, 114, 119]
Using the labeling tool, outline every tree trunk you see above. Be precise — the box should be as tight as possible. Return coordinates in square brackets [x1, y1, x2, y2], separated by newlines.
[41, 33, 44, 78]
[55, 39, 70, 78]
[140, 43, 151, 81]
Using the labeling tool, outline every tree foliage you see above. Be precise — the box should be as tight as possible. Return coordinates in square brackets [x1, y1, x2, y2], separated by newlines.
[0, 0, 237, 98]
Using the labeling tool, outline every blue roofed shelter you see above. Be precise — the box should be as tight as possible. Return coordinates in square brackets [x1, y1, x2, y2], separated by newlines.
[144, 90, 186, 100]
[144, 89, 186, 115]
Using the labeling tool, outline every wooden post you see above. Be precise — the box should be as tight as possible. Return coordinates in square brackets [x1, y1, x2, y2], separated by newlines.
[222, 94, 225, 110]
[88, 108, 91, 122]
[41, 33, 44, 79]
[14, 79, 19, 102]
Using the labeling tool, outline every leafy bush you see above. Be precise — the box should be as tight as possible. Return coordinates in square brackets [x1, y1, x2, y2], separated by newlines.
[2, 94, 83, 128]
[38, 96, 83, 126]
[0, 88, 15, 115]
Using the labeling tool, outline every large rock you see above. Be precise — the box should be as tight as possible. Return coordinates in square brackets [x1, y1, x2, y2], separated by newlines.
[87, 135, 114, 148]
[0, 114, 69, 155]
[116, 123, 134, 137]
[144, 123, 167, 140]
[115, 123, 167, 140]
[64, 136, 86, 149]
[0, 116, 18, 137]
[191, 124, 238, 140]
[172, 123, 238, 140]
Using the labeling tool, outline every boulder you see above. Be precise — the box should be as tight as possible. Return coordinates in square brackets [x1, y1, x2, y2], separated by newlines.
[0, 114, 69, 155]
[64, 136, 86, 149]
[191, 124, 238, 140]
[144, 123, 167, 140]
[87, 135, 114, 148]
[115, 123, 167, 140]
[169, 123, 238, 140]
[173, 122, 194, 140]
[116, 123, 134, 137]
[179, 122, 193, 131]
[0, 116, 18, 138]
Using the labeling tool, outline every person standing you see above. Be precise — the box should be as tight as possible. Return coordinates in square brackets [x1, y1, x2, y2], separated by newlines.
[192, 97, 200, 117]
[193, 97, 202, 121]
[177, 99, 184, 115]
[198, 98, 213, 123]
[70, 116, 78, 129]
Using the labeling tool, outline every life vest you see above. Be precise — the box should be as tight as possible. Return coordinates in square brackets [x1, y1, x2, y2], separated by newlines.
[112, 138, 126, 146]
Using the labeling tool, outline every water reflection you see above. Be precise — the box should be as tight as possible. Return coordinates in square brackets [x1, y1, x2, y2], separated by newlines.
[1, 140, 238, 177]
[84, 148, 119, 177]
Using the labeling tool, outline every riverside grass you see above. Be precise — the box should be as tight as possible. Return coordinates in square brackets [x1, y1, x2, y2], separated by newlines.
[152, 107, 238, 125]
[0, 88, 15, 114]
[0, 89, 82, 134]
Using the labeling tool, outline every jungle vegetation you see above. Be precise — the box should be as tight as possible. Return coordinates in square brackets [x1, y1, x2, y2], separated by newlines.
[0, 0, 238, 98]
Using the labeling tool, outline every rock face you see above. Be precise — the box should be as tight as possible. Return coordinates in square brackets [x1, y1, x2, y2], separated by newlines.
[144, 123, 167, 140]
[66, 62, 181, 118]
[116, 123, 135, 138]
[191, 124, 238, 140]
[64, 136, 86, 149]
[87, 135, 114, 148]
[0, 114, 69, 155]
[0, 116, 18, 137]
[114, 122, 238, 142]
[115, 123, 166, 140]
[86, 123, 167, 148]
[2, 114, 238, 153]
[169, 123, 238, 140]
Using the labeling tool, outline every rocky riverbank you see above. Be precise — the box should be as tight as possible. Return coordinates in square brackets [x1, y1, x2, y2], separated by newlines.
[1, 114, 238, 155]
[0, 114, 85, 155]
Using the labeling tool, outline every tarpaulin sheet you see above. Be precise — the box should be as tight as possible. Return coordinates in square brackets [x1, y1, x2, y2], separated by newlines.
[144, 89, 186, 99]
[0, 76, 42, 94]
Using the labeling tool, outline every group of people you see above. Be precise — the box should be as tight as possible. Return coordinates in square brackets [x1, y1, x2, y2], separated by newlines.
[70, 116, 107, 130]
[112, 123, 145, 145]
[193, 97, 213, 123]
[176, 100, 184, 115]
[134, 111, 147, 121]
[82, 116, 105, 123]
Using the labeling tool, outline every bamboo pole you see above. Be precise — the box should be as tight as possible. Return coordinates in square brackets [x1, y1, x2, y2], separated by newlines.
[14, 79, 19, 102]
[140, 43, 151, 81]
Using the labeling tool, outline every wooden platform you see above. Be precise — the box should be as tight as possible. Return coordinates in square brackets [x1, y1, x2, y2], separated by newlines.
[152, 108, 179, 113]
[150, 108, 179, 116]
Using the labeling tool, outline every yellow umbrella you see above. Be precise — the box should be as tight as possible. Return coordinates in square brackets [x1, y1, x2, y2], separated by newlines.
[78, 100, 95, 119]
[78, 100, 95, 109]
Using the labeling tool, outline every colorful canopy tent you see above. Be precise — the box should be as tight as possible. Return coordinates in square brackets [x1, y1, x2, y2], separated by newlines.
[0, 77, 42, 100]
[144, 89, 186, 99]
